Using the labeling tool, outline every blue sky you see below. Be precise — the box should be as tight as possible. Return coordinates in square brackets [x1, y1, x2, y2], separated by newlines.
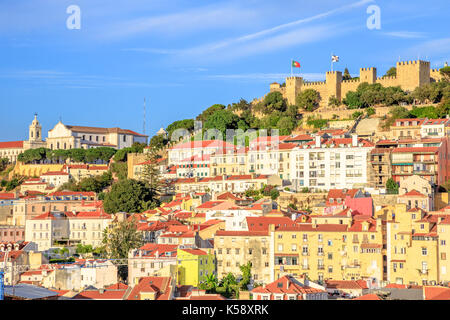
[0, 0, 449, 141]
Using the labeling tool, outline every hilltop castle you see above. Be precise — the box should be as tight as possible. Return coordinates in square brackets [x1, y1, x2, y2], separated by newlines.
[269, 60, 444, 106]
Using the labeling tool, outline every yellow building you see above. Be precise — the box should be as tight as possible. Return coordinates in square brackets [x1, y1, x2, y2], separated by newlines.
[375, 203, 450, 286]
[270, 217, 383, 284]
[177, 248, 215, 287]
[214, 230, 272, 284]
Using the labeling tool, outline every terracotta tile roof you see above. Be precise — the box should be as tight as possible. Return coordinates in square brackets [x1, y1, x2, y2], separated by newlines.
[0, 141, 23, 149]
[71, 211, 112, 219]
[105, 283, 129, 290]
[138, 243, 178, 257]
[40, 171, 69, 176]
[246, 217, 297, 231]
[252, 275, 325, 296]
[169, 140, 234, 150]
[400, 190, 427, 198]
[0, 193, 17, 200]
[73, 289, 127, 300]
[65, 125, 147, 137]
[353, 293, 381, 300]
[392, 147, 439, 153]
[424, 286, 450, 300]
[215, 230, 269, 237]
[179, 248, 208, 256]
[325, 280, 368, 290]
[126, 277, 173, 300]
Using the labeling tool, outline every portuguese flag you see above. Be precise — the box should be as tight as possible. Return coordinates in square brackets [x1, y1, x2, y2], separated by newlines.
[292, 60, 301, 68]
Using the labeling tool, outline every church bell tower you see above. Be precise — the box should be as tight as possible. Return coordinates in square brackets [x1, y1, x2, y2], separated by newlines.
[29, 113, 42, 142]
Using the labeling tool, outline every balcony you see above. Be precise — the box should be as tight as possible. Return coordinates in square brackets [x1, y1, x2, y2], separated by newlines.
[301, 252, 309, 256]
[302, 265, 310, 270]
[317, 265, 325, 270]
[317, 252, 324, 256]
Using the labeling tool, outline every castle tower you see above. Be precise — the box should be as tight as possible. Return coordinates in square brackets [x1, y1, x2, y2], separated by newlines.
[285, 77, 303, 106]
[326, 71, 343, 102]
[396, 60, 430, 91]
[29, 113, 42, 142]
[359, 67, 377, 84]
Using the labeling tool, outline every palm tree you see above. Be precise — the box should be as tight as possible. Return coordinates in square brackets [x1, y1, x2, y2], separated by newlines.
[204, 273, 218, 292]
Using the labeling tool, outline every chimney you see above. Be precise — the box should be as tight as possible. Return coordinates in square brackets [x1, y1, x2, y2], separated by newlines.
[351, 134, 358, 147]
[315, 135, 321, 148]
[99, 288, 105, 294]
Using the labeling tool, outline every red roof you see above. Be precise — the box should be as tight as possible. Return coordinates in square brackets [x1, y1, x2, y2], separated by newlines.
[424, 286, 450, 300]
[169, 140, 235, 150]
[400, 190, 427, 198]
[0, 193, 16, 200]
[353, 293, 381, 300]
[252, 275, 325, 296]
[74, 289, 127, 300]
[215, 230, 269, 237]
[127, 276, 173, 300]
[392, 147, 439, 153]
[0, 141, 23, 149]
[179, 248, 208, 256]
[72, 211, 112, 219]
[325, 280, 368, 290]
[246, 217, 297, 231]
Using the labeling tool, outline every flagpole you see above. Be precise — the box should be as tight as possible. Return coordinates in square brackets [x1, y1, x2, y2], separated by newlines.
[291, 59, 293, 77]
[331, 52, 333, 72]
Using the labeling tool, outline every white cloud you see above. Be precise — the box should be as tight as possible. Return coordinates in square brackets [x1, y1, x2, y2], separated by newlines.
[100, 3, 259, 39]
[383, 31, 426, 39]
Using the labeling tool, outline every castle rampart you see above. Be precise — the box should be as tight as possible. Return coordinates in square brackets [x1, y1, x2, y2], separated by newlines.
[267, 60, 443, 107]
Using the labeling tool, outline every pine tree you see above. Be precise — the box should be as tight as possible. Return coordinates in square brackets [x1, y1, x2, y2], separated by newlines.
[343, 67, 352, 80]
[141, 147, 162, 200]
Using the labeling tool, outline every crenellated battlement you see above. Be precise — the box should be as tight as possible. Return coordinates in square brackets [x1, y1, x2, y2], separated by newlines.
[360, 67, 375, 71]
[303, 81, 326, 86]
[377, 76, 397, 81]
[396, 60, 430, 66]
[266, 59, 442, 107]
[342, 78, 360, 83]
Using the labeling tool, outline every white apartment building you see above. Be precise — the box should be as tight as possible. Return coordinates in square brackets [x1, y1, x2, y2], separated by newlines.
[290, 135, 374, 191]
[205, 209, 258, 231]
[40, 171, 70, 188]
[168, 140, 235, 165]
[25, 210, 112, 251]
[420, 118, 450, 138]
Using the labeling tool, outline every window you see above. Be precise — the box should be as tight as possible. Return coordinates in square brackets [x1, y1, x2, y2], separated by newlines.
[303, 234, 308, 241]
[327, 240, 333, 246]
[422, 247, 427, 256]
[327, 253, 333, 260]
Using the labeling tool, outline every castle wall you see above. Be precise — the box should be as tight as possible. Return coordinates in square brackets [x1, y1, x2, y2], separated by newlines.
[376, 76, 399, 87]
[265, 60, 441, 111]
[301, 81, 328, 106]
[341, 79, 361, 100]
[430, 69, 443, 82]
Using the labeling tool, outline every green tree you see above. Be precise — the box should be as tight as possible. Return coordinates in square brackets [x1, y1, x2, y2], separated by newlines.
[366, 107, 376, 117]
[221, 272, 238, 297]
[276, 117, 297, 135]
[296, 89, 320, 111]
[386, 178, 399, 194]
[102, 219, 144, 281]
[141, 148, 162, 201]
[328, 95, 340, 107]
[204, 109, 239, 138]
[0, 158, 9, 172]
[383, 106, 412, 129]
[103, 179, 158, 214]
[149, 134, 168, 151]
[197, 104, 226, 122]
[270, 188, 280, 200]
[166, 119, 195, 137]
[239, 262, 252, 290]
[440, 66, 450, 81]
[263, 91, 287, 114]
[384, 67, 397, 77]
[344, 90, 364, 109]
[343, 68, 352, 80]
